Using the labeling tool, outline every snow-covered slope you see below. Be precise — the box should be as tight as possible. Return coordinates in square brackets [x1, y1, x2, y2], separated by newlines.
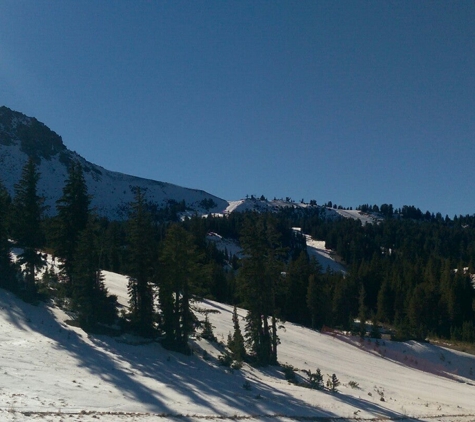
[0, 106, 228, 219]
[0, 107, 386, 223]
[335, 209, 382, 225]
[223, 198, 323, 214]
[1, 271, 475, 421]
[293, 229, 347, 273]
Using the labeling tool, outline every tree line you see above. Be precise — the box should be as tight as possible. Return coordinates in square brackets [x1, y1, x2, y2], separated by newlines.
[1, 158, 475, 365]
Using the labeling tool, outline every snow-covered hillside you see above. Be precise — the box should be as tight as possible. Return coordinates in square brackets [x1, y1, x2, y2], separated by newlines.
[0, 107, 228, 219]
[1, 271, 475, 422]
[335, 209, 382, 225]
[292, 228, 347, 273]
[1, 107, 386, 224]
[223, 198, 329, 215]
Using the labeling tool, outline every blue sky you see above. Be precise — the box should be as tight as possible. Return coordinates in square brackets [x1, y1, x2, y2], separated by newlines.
[1, 1, 474, 217]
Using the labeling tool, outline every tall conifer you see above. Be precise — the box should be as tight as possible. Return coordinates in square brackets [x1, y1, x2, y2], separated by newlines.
[238, 214, 283, 365]
[55, 160, 90, 287]
[127, 187, 155, 337]
[12, 158, 45, 298]
[0, 179, 16, 291]
[228, 305, 246, 362]
[71, 217, 116, 329]
[158, 224, 205, 352]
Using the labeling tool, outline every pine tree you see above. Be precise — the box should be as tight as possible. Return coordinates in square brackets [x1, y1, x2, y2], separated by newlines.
[306, 259, 324, 329]
[201, 314, 216, 342]
[376, 277, 394, 324]
[227, 305, 246, 362]
[358, 284, 367, 338]
[158, 224, 206, 352]
[284, 251, 312, 324]
[238, 214, 284, 365]
[126, 187, 155, 337]
[303, 368, 324, 390]
[0, 179, 16, 291]
[71, 217, 117, 329]
[327, 373, 340, 393]
[12, 158, 46, 299]
[54, 160, 90, 288]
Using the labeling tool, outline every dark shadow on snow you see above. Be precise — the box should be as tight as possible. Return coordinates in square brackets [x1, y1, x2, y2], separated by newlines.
[0, 288, 426, 420]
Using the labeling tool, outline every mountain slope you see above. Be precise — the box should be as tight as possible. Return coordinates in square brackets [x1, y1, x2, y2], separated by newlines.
[1, 271, 475, 422]
[0, 106, 228, 219]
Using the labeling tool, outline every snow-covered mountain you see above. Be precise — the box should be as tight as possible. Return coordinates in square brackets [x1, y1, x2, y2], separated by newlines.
[0, 106, 228, 219]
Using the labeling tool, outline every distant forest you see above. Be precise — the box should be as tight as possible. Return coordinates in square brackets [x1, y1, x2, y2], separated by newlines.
[1, 158, 475, 364]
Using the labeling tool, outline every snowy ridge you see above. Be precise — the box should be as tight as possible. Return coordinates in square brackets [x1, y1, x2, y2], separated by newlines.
[0, 142, 228, 219]
[223, 198, 324, 214]
[0, 107, 386, 223]
[335, 209, 382, 225]
[0, 107, 228, 219]
[2, 270, 475, 421]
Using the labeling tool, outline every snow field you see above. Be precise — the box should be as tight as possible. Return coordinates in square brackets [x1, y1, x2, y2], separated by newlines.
[0, 270, 475, 421]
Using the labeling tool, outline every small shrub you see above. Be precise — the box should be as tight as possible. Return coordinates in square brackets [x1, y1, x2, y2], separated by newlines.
[201, 315, 216, 342]
[242, 380, 252, 390]
[348, 380, 360, 389]
[303, 368, 324, 390]
[327, 373, 340, 393]
[281, 364, 297, 382]
[218, 352, 233, 367]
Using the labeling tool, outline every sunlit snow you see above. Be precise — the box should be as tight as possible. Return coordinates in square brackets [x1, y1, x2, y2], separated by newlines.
[1, 269, 475, 421]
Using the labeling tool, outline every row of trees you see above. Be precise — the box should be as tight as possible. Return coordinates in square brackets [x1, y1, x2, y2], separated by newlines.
[0, 159, 215, 351]
[0, 158, 115, 328]
[2, 158, 475, 362]
[193, 207, 475, 344]
[0, 159, 290, 360]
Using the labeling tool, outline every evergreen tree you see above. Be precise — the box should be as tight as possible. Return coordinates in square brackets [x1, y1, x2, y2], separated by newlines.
[126, 187, 155, 337]
[327, 373, 340, 393]
[54, 160, 90, 288]
[200, 312, 216, 342]
[376, 277, 394, 324]
[238, 214, 284, 365]
[158, 224, 206, 352]
[71, 217, 117, 329]
[0, 179, 16, 291]
[284, 251, 312, 324]
[12, 158, 46, 298]
[101, 220, 126, 273]
[307, 272, 323, 329]
[331, 272, 357, 329]
[358, 284, 367, 338]
[227, 305, 246, 362]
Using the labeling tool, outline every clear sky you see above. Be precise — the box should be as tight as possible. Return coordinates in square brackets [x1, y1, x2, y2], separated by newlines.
[1, 1, 474, 217]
